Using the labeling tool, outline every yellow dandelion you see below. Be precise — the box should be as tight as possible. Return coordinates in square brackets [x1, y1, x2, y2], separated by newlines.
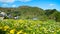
[23, 32, 27, 34]
[17, 30, 23, 34]
[54, 32, 56, 34]
[4, 26, 9, 31]
[0, 27, 2, 29]
[18, 20, 23, 23]
[10, 29, 15, 34]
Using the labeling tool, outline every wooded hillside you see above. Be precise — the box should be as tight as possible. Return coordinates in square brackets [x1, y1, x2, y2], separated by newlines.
[0, 6, 60, 22]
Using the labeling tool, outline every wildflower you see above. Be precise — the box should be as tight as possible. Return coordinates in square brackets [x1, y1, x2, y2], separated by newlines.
[0, 27, 2, 29]
[17, 30, 23, 34]
[23, 32, 27, 34]
[18, 20, 23, 23]
[10, 29, 15, 34]
[54, 32, 56, 34]
[4, 26, 9, 31]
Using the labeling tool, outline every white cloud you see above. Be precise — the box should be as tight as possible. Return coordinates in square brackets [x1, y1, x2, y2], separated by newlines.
[49, 4, 55, 6]
[12, 5, 16, 7]
[17, 0, 31, 2]
[1, 4, 17, 7]
[2, 4, 8, 7]
[48, 3, 56, 9]
[0, 0, 31, 3]
[0, 0, 15, 3]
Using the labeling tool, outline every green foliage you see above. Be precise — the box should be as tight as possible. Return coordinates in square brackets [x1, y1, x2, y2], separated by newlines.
[55, 12, 60, 22]
[45, 9, 57, 16]
[0, 6, 60, 22]
[45, 9, 60, 22]
[0, 6, 46, 20]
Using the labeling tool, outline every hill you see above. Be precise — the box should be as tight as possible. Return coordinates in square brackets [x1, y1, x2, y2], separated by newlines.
[0, 6, 60, 22]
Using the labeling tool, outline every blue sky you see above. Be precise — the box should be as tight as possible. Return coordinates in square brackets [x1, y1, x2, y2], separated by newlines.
[0, 0, 60, 10]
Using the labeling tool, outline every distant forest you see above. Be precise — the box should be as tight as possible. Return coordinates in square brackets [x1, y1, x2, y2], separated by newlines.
[0, 6, 60, 22]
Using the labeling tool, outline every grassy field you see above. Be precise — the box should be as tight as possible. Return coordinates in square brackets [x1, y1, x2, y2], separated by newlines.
[0, 19, 60, 34]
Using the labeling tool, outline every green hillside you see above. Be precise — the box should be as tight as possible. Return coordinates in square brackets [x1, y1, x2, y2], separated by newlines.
[0, 6, 60, 22]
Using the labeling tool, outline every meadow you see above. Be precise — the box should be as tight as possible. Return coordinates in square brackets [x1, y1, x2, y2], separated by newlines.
[0, 19, 60, 34]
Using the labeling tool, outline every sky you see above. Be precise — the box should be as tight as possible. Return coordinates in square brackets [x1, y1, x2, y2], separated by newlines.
[0, 0, 60, 10]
